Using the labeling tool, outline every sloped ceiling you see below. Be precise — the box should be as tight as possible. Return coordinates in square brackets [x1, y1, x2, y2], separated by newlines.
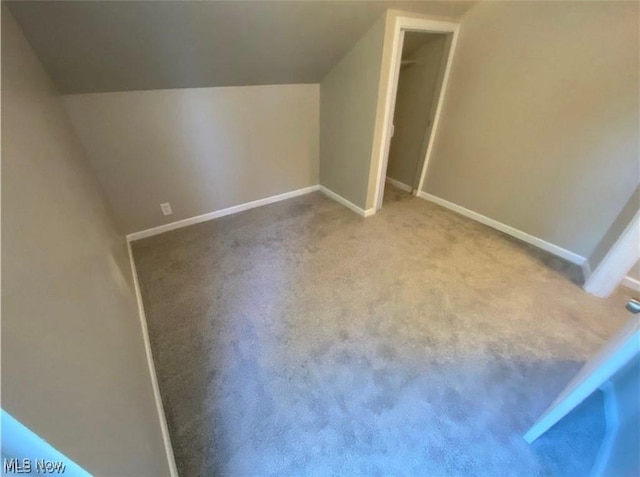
[402, 31, 443, 59]
[6, 1, 475, 94]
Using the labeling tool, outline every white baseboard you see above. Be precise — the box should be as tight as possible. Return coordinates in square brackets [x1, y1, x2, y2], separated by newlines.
[385, 176, 412, 193]
[127, 185, 320, 241]
[127, 242, 179, 477]
[319, 185, 375, 217]
[417, 192, 588, 266]
[621, 275, 640, 292]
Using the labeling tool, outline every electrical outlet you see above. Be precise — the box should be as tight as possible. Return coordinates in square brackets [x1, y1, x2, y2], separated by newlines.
[160, 202, 173, 216]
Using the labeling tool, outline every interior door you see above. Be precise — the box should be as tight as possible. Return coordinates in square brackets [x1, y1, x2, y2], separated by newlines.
[524, 302, 640, 443]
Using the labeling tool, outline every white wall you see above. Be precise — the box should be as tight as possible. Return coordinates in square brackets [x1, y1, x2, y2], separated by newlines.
[387, 34, 446, 188]
[422, 1, 639, 260]
[1, 7, 171, 476]
[63, 84, 319, 234]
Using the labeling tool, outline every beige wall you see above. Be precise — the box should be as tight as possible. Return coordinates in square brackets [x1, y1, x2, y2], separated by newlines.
[387, 34, 446, 188]
[320, 14, 388, 210]
[63, 84, 319, 234]
[423, 1, 639, 260]
[1, 8, 170, 476]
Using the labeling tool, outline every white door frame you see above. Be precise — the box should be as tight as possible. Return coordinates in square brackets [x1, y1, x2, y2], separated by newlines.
[373, 15, 460, 211]
[584, 210, 640, 298]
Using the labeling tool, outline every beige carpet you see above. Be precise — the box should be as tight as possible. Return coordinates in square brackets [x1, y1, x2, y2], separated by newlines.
[132, 186, 634, 476]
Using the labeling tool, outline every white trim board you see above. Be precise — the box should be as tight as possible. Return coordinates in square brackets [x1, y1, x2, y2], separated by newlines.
[127, 242, 179, 477]
[417, 191, 588, 266]
[127, 185, 320, 241]
[621, 276, 640, 292]
[319, 185, 375, 217]
[385, 176, 412, 193]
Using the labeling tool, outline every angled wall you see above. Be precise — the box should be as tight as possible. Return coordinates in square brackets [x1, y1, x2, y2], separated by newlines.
[1, 7, 171, 476]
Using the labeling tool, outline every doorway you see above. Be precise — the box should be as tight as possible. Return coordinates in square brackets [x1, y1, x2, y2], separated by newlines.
[384, 32, 449, 204]
[372, 16, 459, 211]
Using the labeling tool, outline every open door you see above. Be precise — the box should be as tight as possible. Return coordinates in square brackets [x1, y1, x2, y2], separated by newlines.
[384, 32, 449, 197]
[524, 301, 640, 444]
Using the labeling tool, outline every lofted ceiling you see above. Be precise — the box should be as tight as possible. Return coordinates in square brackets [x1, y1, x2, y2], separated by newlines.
[6, 1, 475, 95]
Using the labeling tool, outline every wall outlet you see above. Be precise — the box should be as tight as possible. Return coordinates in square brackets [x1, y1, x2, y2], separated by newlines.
[160, 202, 173, 216]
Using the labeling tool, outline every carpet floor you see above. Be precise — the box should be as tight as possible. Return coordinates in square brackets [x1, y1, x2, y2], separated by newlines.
[132, 187, 634, 476]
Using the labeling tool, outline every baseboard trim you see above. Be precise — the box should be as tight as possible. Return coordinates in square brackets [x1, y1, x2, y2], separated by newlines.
[127, 242, 179, 477]
[622, 275, 640, 292]
[385, 176, 412, 193]
[417, 192, 588, 266]
[319, 185, 375, 217]
[127, 185, 320, 241]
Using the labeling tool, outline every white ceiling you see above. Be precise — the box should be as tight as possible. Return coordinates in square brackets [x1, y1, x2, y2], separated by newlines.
[7, 1, 475, 94]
